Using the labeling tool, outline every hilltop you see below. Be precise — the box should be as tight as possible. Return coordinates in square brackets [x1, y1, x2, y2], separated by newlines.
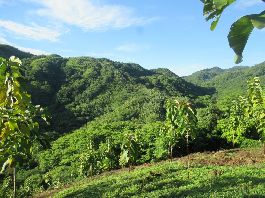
[184, 62, 265, 107]
[0, 44, 33, 59]
[16, 49, 213, 134]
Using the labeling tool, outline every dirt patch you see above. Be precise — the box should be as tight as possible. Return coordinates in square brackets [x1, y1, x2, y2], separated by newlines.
[31, 189, 60, 198]
[178, 148, 265, 166]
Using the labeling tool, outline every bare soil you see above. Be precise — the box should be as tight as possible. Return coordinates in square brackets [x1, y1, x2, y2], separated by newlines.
[178, 148, 265, 166]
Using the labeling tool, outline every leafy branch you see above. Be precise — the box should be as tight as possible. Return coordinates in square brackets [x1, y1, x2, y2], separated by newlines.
[0, 56, 47, 197]
[200, 0, 265, 63]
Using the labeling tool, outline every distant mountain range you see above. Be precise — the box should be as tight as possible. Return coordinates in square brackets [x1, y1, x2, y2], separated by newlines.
[0, 44, 264, 132]
[0, 44, 213, 133]
[184, 62, 265, 106]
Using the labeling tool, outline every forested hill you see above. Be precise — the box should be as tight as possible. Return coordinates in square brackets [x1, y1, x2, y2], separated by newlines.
[184, 62, 265, 107]
[2, 44, 264, 133]
[0, 45, 211, 134]
[0, 44, 33, 59]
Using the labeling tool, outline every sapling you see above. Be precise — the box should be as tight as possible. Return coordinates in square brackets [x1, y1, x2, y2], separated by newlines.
[164, 97, 197, 177]
[0, 57, 47, 198]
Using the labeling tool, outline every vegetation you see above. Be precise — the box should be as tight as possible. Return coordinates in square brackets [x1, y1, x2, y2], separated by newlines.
[0, 46, 264, 197]
[0, 57, 46, 197]
[218, 77, 265, 148]
[20, 54, 213, 134]
[40, 148, 265, 198]
[184, 62, 265, 108]
[200, 0, 265, 63]
[0, 45, 33, 60]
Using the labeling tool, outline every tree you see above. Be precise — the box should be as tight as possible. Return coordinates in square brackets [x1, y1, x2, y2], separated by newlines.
[79, 140, 98, 176]
[158, 98, 197, 160]
[200, 0, 265, 63]
[164, 97, 197, 178]
[218, 77, 265, 151]
[218, 97, 248, 147]
[119, 131, 139, 170]
[246, 77, 265, 153]
[0, 56, 46, 197]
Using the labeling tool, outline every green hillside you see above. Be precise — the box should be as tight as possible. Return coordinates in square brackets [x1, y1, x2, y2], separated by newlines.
[0, 45, 264, 198]
[184, 62, 265, 107]
[22, 55, 213, 133]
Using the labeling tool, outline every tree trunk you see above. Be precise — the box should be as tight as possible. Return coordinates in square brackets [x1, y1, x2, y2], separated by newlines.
[232, 133, 235, 148]
[89, 164, 93, 176]
[170, 145, 173, 162]
[13, 167, 16, 198]
[186, 131, 190, 179]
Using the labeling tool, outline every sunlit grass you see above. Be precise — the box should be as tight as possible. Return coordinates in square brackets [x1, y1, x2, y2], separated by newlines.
[50, 159, 265, 198]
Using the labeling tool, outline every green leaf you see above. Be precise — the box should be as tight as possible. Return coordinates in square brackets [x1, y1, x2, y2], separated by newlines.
[0, 56, 48, 173]
[8, 121, 18, 131]
[202, 0, 236, 30]
[210, 16, 220, 31]
[228, 16, 254, 64]
[249, 11, 265, 29]
[228, 10, 265, 64]
[1, 158, 13, 173]
[119, 150, 129, 166]
[214, 0, 232, 10]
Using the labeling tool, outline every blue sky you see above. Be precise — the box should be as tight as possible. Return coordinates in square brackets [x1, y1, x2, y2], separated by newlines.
[0, 0, 264, 76]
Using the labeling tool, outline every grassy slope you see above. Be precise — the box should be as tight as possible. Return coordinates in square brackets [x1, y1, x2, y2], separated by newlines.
[35, 148, 265, 198]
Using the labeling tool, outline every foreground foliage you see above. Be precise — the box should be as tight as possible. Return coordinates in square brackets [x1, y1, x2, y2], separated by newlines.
[0, 57, 46, 197]
[200, 0, 265, 63]
[218, 77, 265, 147]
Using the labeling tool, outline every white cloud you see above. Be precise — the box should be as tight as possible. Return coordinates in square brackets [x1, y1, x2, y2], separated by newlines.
[0, 35, 50, 55]
[234, 0, 263, 9]
[116, 43, 150, 53]
[31, 0, 156, 31]
[17, 46, 50, 55]
[0, 20, 62, 41]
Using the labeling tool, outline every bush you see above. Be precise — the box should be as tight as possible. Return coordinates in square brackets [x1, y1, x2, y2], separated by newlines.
[240, 139, 262, 149]
[22, 173, 44, 194]
[0, 176, 12, 198]
[44, 166, 80, 188]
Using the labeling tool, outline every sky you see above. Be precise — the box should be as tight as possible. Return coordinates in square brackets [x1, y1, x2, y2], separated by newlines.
[0, 0, 264, 76]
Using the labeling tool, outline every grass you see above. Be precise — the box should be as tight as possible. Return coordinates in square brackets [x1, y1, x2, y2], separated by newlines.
[34, 148, 265, 198]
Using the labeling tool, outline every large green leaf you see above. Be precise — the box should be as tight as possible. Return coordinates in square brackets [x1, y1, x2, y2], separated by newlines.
[228, 11, 265, 64]
[200, 0, 265, 64]
[228, 16, 254, 64]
